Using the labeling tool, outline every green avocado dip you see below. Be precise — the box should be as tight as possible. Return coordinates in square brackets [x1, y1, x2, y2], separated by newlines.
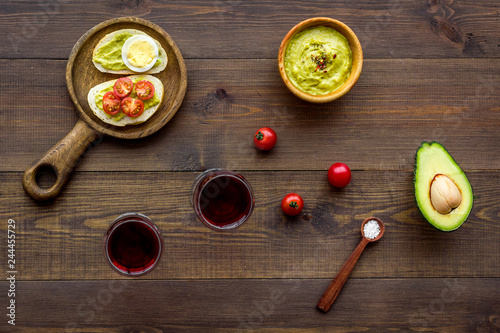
[95, 76, 160, 121]
[93, 31, 161, 71]
[284, 26, 352, 95]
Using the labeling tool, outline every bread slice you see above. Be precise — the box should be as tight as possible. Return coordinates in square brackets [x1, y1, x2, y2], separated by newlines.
[87, 75, 164, 127]
[92, 29, 168, 74]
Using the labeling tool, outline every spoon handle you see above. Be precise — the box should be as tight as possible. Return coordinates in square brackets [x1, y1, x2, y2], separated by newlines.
[317, 237, 369, 312]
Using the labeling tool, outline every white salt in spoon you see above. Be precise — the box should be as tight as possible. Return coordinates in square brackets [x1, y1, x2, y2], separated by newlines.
[317, 217, 385, 312]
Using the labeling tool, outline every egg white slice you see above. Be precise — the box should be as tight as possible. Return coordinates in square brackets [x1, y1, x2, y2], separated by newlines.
[121, 35, 159, 73]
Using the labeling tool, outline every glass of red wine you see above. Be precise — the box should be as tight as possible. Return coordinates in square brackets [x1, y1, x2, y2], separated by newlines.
[104, 213, 163, 276]
[191, 169, 255, 230]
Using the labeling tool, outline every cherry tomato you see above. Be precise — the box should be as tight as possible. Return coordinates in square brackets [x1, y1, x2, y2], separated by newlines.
[113, 77, 134, 98]
[254, 127, 277, 151]
[328, 163, 351, 188]
[102, 91, 121, 115]
[281, 193, 304, 216]
[121, 98, 144, 118]
[135, 80, 155, 100]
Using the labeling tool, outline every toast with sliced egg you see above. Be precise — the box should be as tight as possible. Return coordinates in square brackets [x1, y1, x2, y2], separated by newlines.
[87, 75, 164, 127]
[92, 29, 168, 74]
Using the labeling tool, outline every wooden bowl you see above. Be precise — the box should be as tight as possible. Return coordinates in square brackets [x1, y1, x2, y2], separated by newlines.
[278, 17, 363, 103]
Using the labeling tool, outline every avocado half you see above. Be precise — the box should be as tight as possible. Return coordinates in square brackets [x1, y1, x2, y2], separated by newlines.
[414, 142, 473, 231]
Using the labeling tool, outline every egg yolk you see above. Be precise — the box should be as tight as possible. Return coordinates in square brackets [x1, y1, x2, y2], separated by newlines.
[127, 40, 155, 68]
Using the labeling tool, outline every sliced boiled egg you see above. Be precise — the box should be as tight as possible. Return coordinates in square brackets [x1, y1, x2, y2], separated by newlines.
[121, 35, 159, 73]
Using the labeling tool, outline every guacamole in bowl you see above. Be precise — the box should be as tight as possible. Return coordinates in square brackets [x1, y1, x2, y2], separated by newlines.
[278, 17, 363, 103]
[284, 26, 353, 96]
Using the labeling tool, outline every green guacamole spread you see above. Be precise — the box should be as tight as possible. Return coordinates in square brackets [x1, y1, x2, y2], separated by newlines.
[284, 26, 352, 95]
[93, 31, 161, 71]
[95, 76, 160, 121]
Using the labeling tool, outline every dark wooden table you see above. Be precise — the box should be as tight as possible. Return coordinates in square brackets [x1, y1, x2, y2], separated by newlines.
[1, 1, 500, 332]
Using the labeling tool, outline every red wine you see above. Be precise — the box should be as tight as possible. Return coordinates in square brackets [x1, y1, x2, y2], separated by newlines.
[105, 214, 162, 276]
[192, 170, 254, 230]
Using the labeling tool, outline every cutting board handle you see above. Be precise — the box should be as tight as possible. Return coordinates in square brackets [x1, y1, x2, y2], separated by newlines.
[22, 119, 100, 201]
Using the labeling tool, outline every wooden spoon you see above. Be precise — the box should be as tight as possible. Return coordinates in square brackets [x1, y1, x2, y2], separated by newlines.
[317, 217, 385, 312]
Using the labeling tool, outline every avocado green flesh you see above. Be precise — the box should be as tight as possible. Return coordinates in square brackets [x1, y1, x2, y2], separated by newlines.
[93, 31, 161, 71]
[414, 142, 473, 231]
[95, 76, 160, 122]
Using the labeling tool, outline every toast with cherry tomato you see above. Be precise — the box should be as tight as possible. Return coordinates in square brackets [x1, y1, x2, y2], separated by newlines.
[87, 75, 164, 127]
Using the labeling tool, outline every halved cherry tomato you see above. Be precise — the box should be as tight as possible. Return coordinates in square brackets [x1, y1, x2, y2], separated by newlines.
[281, 193, 304, 216]
[135, 80, 155, 100]
[113, 77, 134, 98]
[120, 97, 133, 116]
[254, 127, 277, 151]
[102, 92, 121, 115]
[121, 97, 144, 118]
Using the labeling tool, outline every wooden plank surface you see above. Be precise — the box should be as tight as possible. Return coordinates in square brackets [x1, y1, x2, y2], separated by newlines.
[1, 278, 499, 332]
[1, 0, 500, 332]
[1, 170, 499, 280]
[1, 58, 499, 172]
[2, 0, 500, 59]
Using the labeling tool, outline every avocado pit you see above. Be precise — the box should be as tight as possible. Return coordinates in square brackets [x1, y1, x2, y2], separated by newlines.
[430, 174, 462, 214]
[414, 141, 473, 231]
